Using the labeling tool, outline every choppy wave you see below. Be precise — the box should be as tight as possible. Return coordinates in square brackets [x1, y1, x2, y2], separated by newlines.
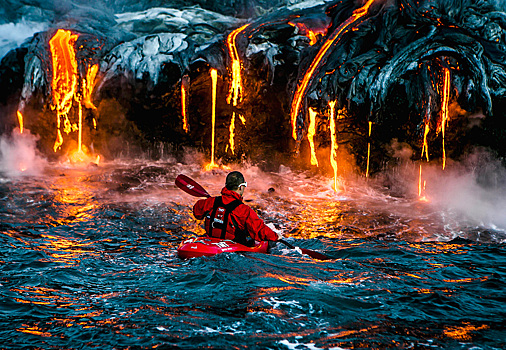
[0, 159, 505, 348]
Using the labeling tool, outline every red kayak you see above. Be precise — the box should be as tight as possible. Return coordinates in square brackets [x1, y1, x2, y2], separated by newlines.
[177, 236, 269, 259]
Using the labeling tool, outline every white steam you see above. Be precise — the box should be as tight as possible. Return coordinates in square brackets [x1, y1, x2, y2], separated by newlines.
[0, 129, 46, 177]
[0, 19, 48, 60]
[422, 152, 506, 231]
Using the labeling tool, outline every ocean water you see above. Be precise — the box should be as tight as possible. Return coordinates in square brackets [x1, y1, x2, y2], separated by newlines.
[0, 160, 505, 349]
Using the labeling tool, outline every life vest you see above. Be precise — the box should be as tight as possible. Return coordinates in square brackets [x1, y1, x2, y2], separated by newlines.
[205, 196, 247, 242]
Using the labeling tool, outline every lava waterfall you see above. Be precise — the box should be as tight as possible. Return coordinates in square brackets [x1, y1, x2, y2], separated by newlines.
[0, 0, 505, 171]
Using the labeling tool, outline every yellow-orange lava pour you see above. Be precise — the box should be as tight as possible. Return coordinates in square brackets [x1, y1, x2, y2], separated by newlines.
[440, 68, 451, 169]
[181, 75, 189, 133]
[290, 0, 377, 140]
[421, 122, 430, 162]
[308, 107, 318, 166]
[205, 69, 219, 171]
[49, 29, 100, 163]
[17, 110, 24, 134]
[329, 101, 339, 191]
[226, 24, 249, 154]
[49, 29, 79, 152]
[227, 24, 249, 107]
[418, 164, 428, 202]
[366, 121, 372, 178]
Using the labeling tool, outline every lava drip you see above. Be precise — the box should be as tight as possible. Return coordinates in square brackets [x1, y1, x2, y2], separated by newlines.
[205, 69, 219, 171]
[328, 101, 339, 191]
[308, 107, 319, 166]
[366, 121, 372, 178]
[49, 29, 79, 152]
[181, 75, 190, 133]
[17, 111, 24, 134]
[290, 0, 378, 141]
[226, 24, 249, 154]
[48, 29, 99, 163]
[440, 68, 451, 170]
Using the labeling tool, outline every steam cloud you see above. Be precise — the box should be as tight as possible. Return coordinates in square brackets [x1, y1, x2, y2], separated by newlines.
[0, 129, 46, 177]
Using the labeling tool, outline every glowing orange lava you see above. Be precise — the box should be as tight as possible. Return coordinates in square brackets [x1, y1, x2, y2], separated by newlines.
[421, 122, 430, 162]
[226, 24, 249, 154]
[440, 67, 451, 169]
[308, 107, 318, 166]
[49, 29, 79, 151]
[205, 68, 219, 171]
[227, 24, 249, 107]
[49, 29, 101, 163]
[181, 75, 189, 133]
[17, 110, 24, 134]
[418, 164, 428, 201]
[366, 121, 372, 178]
[290, 0, 377, 140]
[288, 22, 327, 46]
[329, 101, 339, 191]
[229, 112, 236, 154]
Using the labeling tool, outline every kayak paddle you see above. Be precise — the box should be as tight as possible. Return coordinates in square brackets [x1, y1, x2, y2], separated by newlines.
[278, 239, 331, 261]
[175, 174, 331, 261]
[175, 174, 211, 198]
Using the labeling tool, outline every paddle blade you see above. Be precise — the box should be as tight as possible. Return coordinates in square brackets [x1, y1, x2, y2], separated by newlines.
[299, 248, 331, 261]
[175, 174, 211, 198]
[278, 239, 331, 261]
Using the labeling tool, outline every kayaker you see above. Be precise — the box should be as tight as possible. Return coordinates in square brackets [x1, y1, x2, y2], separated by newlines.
[193, 171, 282, 245]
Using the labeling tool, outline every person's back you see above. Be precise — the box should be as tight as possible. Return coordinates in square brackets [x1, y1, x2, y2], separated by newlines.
[193, 171, 281, 244]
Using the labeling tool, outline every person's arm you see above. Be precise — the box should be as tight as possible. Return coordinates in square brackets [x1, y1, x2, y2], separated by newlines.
[193, 198, 212, 220]
[243, 206, 280, 241]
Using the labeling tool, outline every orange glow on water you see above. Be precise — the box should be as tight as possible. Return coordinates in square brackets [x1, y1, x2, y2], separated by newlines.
[308, 107, 318, 166]
[49, 29, 79, 151]
[444, 323, 489, 341]
[440, 68, 451, 169]
[16, 110, 24, 133]
[290, 0, 377, 140]
[205, 68, 219, 171]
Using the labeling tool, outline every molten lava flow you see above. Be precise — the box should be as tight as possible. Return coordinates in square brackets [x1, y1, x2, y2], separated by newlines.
[229, 112, 236, 155]
[49, 29, 79, 151]
[290, 0, 377, 140]
[226, 24, 249, 154]
[329, 101, 339, 191]
[366, 121, 372, 178]
[17, 110, 24, 134]
[308, 107, 319, 166]
[288, 22, 327, 46]
[440, 68, 451, 170]
[181, 75, 190, 133]
[421, 123, 430, 162]
[418, 164, 428, 202]
[227, 24, 249, 107]
[205, 69, 219, 171]
[83, 64, 98, 110]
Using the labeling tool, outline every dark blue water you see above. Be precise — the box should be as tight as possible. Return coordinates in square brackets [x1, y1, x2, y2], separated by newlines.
[1, 161, 505, 349]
